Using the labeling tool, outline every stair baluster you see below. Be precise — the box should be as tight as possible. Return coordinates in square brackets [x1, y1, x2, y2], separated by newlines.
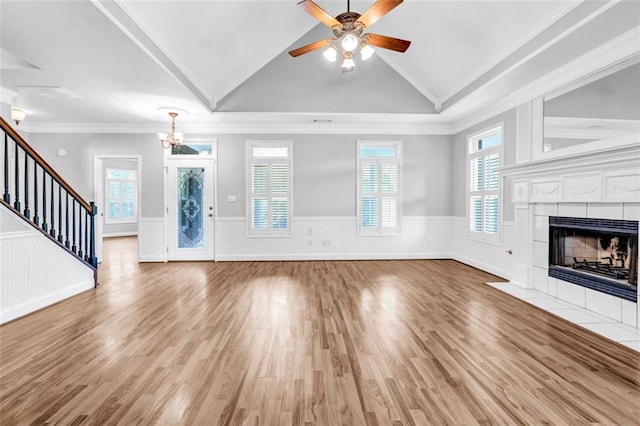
[33, 162, 39, 226]
[0, 116, 97, 285]
[13, 140, 20, 212]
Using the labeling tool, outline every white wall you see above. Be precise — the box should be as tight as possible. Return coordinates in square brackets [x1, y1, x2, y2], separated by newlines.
[216, 216, 452, 261]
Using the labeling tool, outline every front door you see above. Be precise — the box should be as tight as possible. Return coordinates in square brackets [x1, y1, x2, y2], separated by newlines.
[166, 159, 215, 260]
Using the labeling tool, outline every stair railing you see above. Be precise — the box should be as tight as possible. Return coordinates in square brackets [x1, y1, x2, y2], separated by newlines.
[1, 117, 98, 282]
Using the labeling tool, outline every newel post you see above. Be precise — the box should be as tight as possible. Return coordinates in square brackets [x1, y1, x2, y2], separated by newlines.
[89, 202, 98, 271]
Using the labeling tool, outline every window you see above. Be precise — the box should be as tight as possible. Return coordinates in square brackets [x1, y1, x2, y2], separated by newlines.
[467, 125, 502, 242]
[358, 141, 401, 235]
[105, 169, 137, 224]
[170, 142, 215, 157]
[247, 141, 292, 236]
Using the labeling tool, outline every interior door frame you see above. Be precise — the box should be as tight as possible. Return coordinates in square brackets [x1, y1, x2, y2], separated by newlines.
[93, 154, 142, 262]
[164, 150, 217, 262]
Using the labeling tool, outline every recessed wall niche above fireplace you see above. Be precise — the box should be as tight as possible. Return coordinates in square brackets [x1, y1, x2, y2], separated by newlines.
[549, 217, 638, 302]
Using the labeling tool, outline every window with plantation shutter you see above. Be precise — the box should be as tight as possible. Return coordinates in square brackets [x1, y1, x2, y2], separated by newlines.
[467, 125, 502, 242]
[358, 141, 401, 235]
[247, 141, 292, 236]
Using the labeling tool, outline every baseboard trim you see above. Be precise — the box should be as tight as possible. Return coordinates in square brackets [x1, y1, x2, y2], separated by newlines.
[104, 232, 138, 238]
[0, 280, 95, 324]
[452, 255, 511, 281]
[216, 252, 452, 262]
[138, 255, 166, 263]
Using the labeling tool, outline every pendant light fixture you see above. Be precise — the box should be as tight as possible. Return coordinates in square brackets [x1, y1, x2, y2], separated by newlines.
[158, 112, 183, 150]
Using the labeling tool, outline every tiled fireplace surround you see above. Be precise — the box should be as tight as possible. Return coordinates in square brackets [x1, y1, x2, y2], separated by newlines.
[530, 202, 638, 327]
[502, 102, 640, 331]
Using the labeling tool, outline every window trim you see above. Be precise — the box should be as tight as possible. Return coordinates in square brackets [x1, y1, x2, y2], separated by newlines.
[246, 140, 293, 237]
[105, 168, 137, 225]
[357, 140, 402, 237]
[466, 123, 504, 245]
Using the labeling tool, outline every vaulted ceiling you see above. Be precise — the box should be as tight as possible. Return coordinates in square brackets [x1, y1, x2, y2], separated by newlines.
[1, 0, 639, 134]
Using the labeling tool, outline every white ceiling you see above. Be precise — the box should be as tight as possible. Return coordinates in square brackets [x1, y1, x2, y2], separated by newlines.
[1, 0, 638, 133]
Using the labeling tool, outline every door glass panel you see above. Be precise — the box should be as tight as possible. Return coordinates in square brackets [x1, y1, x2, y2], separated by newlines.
[178, 168, 205, 249]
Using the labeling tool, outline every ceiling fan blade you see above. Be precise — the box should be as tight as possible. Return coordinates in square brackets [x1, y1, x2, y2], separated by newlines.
[298, 0, 341, 28]
[366, 33, 411, 52]
[289, 39, 332, 57]
[357, 0, 403, 28]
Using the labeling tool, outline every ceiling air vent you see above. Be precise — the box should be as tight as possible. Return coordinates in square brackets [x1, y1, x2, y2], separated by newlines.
[17, 86, 83, 99]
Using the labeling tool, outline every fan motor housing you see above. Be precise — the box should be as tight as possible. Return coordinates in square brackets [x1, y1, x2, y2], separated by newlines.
[333, 12, 365, 37]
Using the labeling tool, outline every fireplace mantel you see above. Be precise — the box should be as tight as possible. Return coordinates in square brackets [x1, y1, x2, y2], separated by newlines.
[502, 139, 640, 205]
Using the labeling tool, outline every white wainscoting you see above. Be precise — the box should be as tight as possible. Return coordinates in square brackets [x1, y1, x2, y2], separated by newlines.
[215, 216, 452, 261]
[0, 214, 95, 324]
[138, 217, 166, 262]
[450, 217, 515, 281]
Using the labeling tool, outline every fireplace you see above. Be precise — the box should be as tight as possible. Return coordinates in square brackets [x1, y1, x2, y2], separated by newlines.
[549, 217, 638, 302]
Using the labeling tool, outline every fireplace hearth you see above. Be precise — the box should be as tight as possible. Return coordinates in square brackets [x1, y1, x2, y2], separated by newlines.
[549, 217, 638, 302]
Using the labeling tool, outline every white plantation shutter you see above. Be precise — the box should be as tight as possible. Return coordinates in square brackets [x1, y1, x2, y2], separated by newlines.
[469, 196, 483, 232]
[248, 142, 291, 235]
[484, 195, 499, 234]
[469, 157, 483, 192]
[484, 154, 499, 191]
[358, 142, 401, 235]
[468, 126, 502, 241]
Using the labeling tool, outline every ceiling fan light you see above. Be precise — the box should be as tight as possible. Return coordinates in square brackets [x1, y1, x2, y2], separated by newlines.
[360, 45, 375, 61]
[323, 46, 337, 62]
[341, 33, 359, 52]
[341, 53, 356, 73]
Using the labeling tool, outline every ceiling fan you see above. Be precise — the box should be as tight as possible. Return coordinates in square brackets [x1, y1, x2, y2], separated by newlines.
[289, 0, 411, 72]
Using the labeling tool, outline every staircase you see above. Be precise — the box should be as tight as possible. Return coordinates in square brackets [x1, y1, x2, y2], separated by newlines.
[0, 116, 97, 323]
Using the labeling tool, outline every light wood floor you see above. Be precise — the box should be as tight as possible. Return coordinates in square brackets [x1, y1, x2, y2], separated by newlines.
[1, 237, 639, 425]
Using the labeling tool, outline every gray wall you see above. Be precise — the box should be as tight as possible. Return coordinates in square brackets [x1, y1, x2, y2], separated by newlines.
[217, 25, 437, 114]
[215, 133, 453, 218]
[27, 133, 164, 217]
[451, 108, 517, 222]
[24, 131, 454, 231]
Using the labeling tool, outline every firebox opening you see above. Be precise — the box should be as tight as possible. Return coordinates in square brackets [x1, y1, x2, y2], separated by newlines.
[549, 217, 638, 302]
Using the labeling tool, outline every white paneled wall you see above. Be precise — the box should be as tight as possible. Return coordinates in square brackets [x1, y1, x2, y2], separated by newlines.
[1, 207, 95, 323]
[451, 217, 515, 280]
[138, 217, 165, 262]
[215, 216, 452, 261]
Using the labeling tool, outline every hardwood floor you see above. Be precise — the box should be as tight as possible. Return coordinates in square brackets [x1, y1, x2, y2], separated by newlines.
[1, 237, 639, 425]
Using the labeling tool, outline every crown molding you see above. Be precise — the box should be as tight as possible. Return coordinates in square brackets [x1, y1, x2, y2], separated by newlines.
[24, 112, 454, 135]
